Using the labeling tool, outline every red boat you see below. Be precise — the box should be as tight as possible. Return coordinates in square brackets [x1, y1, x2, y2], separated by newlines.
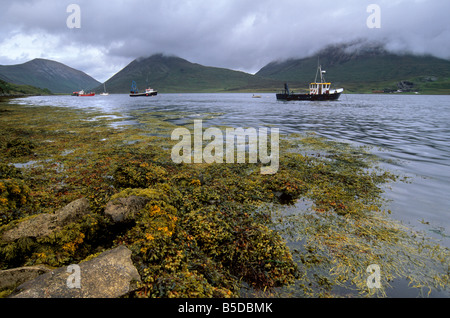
[73, 90, 95, 96]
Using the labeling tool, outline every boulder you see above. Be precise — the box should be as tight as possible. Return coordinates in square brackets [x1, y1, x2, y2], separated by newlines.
[2, 197, 91, 242]
[104, 196, 150, 223]
[56, 197, 92, 225]
[9, 245, 141, 298]
[0, 265, 51, 292]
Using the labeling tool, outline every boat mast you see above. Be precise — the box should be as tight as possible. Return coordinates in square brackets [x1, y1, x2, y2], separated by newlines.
[314, 57, 326, 83]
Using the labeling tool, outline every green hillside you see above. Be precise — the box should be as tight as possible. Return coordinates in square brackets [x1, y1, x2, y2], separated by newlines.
[257, 44, 450, 94]
[0, 79, 51, 97]
[98, 54, 282, 94]
[0, 59, 100, 94]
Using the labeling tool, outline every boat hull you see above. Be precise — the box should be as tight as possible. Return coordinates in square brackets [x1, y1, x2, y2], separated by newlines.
[276, 92, 341, 101]
[129, 91, 158, 97]
[72, 90, 95, 96]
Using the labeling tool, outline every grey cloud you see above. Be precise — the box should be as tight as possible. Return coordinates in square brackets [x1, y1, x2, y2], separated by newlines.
[1, 0, 449, 81]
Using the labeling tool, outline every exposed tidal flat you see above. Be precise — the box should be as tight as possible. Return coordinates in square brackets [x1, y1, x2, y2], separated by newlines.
[0, 94, 449, 298]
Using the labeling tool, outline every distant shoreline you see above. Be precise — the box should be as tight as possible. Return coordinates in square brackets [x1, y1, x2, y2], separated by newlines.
[0, 94, 51, 100]
[1, 92, 450, 100]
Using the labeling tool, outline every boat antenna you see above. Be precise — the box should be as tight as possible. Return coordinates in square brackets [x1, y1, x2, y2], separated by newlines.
[315, 57, 320, 83]
[314, 57, 327, 83]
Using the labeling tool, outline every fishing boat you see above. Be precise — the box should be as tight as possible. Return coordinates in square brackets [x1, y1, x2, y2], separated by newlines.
[73, 90, 95, 96]
[276, 64, 343, 101]
[129, 80, 157, 97]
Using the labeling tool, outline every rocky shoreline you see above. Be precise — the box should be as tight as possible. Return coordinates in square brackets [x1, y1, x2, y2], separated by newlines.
[0, 197, 143, 297]
[1, 102, 448, 298]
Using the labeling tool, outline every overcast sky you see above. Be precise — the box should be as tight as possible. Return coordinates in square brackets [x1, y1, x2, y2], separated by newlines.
[1, 0, 449, 82]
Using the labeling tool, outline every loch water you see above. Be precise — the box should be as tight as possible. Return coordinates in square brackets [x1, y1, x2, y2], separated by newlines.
[10, 93, 450, 296]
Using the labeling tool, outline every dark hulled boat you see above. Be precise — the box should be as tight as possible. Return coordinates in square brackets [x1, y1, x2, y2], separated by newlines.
[129, 80, 158, 97]
[276, 64, 343, 101]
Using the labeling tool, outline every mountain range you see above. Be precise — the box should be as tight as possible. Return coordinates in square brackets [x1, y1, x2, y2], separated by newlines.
[1, 43, 450, 94]
[0, 59, 100, 94]
[256, 43, 450, 93]
[100, 54, 280, 94]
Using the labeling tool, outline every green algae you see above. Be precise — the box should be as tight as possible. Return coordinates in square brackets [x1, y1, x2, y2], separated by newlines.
[0, 101, 448, 298]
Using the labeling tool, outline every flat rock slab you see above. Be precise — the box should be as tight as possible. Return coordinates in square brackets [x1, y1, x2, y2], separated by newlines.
[0, 265, 52, 292]
[10, 245, 141, 298]
[2, 197, 91, 242]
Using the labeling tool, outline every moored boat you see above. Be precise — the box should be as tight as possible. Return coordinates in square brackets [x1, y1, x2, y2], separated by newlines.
[100, 83, 109, 96]
[276, 64, 343, 101]
[73, 90, 95, 96]
[129, 80, 158, 97]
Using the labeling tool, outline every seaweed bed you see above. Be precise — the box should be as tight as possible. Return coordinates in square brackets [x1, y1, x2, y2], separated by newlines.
[0, 101, 448, 298]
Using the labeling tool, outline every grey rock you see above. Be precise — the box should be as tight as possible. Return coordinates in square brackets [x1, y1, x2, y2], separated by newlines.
[10, 245, 141, 298]
[104, 196, 150, 223]
[0, 265, 51, 292]
[2, 197, 91, 242]
[56, 197, 91, 225]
